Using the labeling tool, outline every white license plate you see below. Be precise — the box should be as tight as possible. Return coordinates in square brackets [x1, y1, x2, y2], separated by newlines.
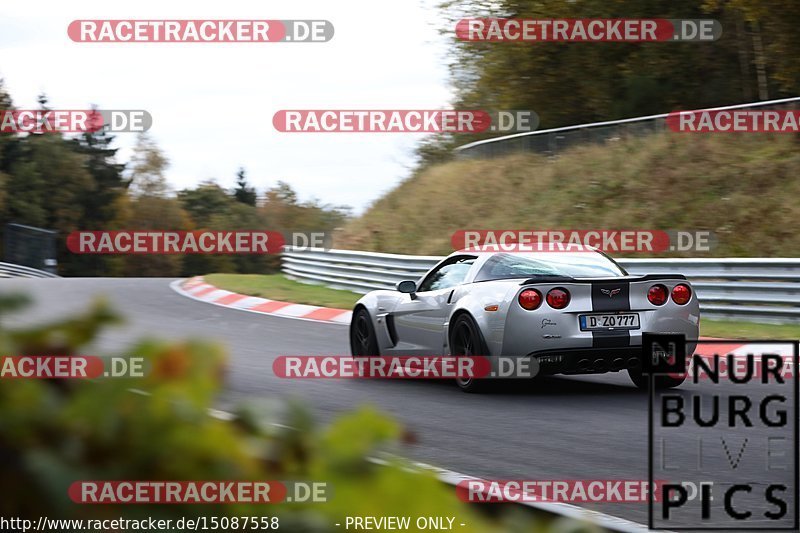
[580, 313, 640, 330]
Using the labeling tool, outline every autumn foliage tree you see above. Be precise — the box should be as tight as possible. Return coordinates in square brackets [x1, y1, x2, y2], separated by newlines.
[419, 0, 800, 164]
[0, 85, 349, 277]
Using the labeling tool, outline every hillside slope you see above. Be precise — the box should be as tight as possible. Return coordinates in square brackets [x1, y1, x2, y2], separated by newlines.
[339, 134, 800, 257]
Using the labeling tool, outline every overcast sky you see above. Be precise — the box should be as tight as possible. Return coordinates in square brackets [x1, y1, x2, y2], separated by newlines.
[0, 0, 453, 213]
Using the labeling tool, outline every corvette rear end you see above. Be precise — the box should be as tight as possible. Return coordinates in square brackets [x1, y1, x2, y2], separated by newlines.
[499, 275, 699, 378]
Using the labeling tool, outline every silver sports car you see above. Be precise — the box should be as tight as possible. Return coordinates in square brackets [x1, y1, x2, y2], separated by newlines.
[350, 249, 699, 392]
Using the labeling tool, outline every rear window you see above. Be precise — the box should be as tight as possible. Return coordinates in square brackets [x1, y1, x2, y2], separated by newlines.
[474, 252, 625, 282]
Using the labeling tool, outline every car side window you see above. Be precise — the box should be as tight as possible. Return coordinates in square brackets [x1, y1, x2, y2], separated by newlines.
[417, 257, 475, 292]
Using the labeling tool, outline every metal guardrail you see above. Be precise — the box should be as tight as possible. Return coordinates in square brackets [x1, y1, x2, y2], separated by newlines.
[283, 249, 441, 293]
[0, 262, 60, 279]
[282, 249, 800, 324]
[454, 96, 800, 159]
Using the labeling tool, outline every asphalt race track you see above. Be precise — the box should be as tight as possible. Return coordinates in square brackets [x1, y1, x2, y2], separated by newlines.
[3, 278, 797, 529]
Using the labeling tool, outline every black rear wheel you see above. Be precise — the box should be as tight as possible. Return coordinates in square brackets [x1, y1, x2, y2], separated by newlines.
[350, 308, 379, 357]
[628, 366, 686, 390]
[449, 314, 490, 393]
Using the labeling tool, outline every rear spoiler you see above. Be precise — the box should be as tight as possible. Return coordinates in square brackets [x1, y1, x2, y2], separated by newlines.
[520, 274, 687, 285]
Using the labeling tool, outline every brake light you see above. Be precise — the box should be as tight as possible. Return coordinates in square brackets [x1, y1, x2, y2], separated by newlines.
[671, 284, 692, 305]
[546, 288, 570, 309]
[647, 284, 668, 306]
[518, 289, 542, 310]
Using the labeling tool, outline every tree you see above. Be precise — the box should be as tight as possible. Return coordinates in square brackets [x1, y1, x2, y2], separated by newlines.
[64, 124, 131, 276]
[178, 180, 233, 228]
[0, 80, 13, 227]
[430, 0, 800, 165]
[71, 126, 130, 225]
[128, 132, 169, 197]
[5, 134, 92, 234]
[112, 194, 190, 276]
[232, 167, 257, 206]
[0, 81, 351, 277]
[0, 80, 18, 219]
[265, 180, 298, 205]
[261, 181, 350, 253]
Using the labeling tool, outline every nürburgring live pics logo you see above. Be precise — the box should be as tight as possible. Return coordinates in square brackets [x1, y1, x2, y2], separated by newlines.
[645, 334, 798, 530]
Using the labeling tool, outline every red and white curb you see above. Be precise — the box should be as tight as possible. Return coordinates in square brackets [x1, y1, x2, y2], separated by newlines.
[695, 339, 795, 358]
[689, 339, 796, 377]
[170, 276, 352, 325]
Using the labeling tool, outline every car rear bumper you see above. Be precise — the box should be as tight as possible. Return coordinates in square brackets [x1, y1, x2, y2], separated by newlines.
[531, 346, 643, 375]
[529, 337, 698, 376]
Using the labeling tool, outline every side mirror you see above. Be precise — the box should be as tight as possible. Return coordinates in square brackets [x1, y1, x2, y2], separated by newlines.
[397, 280, 417, 296]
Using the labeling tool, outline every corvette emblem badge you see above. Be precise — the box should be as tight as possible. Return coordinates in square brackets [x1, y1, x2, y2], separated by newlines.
[600, 288, 622, 298]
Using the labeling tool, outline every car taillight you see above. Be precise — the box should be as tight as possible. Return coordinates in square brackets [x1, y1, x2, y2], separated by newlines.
[672, 284, 692, 305]
[647, 284, 668, 306]
[546, 288, 570, 309]
[518, 289, 542, 310]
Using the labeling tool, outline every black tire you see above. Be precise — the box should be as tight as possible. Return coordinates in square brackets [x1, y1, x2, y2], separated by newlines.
[628, 366, 686, 390]
[350, 308, 379, 357]
[449, 314, 490, 393]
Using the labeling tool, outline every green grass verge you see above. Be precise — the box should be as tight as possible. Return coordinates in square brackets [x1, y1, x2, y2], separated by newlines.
[700, 318, 800, 340]
[204, 273, 361, 309]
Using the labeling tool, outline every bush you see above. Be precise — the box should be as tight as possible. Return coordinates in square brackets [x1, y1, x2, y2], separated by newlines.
[0, 294, 597, 532]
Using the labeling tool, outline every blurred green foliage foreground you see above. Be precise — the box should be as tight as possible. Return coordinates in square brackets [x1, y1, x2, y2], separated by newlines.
[0, 294, 601, 533]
